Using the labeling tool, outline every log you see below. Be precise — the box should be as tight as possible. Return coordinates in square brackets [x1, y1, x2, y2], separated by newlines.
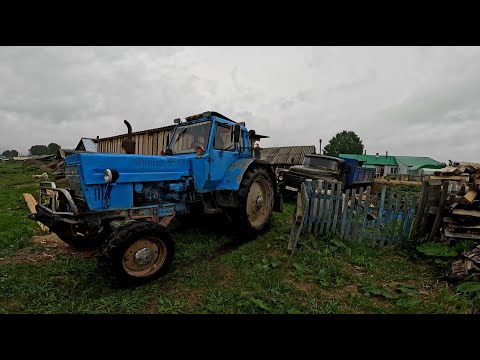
[463, 190, 477, 204]
[23, 193, 49, 232]
[373, 179, 422, 186]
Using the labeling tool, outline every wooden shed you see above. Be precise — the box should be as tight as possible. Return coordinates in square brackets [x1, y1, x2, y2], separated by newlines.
[97, 125, 175, 155]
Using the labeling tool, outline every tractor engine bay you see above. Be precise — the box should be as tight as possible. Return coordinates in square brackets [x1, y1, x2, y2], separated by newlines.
[133, 177, 194, 207]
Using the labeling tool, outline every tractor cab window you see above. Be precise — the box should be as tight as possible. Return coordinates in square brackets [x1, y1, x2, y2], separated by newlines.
[169, 121, 212, 154]
[214, 124, 235, 151]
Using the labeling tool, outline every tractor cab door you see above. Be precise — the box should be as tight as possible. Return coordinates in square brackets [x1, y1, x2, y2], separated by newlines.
[204, 122, 240, 189]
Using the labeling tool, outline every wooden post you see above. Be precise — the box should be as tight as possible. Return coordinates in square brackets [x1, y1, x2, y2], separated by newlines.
[410, 180, 429, 241]
[427, 180, 449, 241]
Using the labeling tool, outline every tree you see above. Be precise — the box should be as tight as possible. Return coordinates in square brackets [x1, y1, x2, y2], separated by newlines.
[29, 145, 50, 156]
[323, 130, 364, 157]
[2, 150, 18, 158]
[47, 143, 61, 154]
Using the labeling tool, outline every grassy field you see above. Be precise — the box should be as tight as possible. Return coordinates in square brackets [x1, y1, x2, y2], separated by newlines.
[0, 161, 478, 314]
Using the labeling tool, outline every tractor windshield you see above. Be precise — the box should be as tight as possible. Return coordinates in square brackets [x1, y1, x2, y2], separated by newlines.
[169, 120, 213, 154]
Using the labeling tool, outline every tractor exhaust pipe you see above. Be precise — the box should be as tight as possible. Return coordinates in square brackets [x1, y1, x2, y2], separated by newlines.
[122, 120, 136, 154]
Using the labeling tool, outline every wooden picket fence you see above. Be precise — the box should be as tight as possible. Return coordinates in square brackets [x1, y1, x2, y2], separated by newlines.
[288, 179, 420, 252]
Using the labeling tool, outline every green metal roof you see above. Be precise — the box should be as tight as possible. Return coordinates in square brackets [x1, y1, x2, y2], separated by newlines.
[339, 154, 398, 166]
[339, 154, 444, 170]
[394, 156, 444, 170]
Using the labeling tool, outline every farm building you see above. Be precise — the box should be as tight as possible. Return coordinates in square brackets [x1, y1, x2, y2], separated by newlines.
[259, 145, 316, 172]
[76, 138, 99, 152]
[97, 125, 175, 155]
[340, 153, 444, 177]
[395, 156, 444, 175]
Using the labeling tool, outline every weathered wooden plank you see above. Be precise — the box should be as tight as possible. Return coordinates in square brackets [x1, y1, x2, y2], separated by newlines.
[23, 193, 49, 232]
[451, 209, 480, 217]
[372, 186, 386, 246]
[358, 186, 371, 242]
[397, 193, 410, 242]
[303, 180, 314, 231]
[331, 182, 342, 234]
[287, 184, 310, 267]
[403, 194, 419, 241]
[463, 190, 478, 204]
[427, 180, 449, 241]
[374, 179, 422, 186]
[345, 188, 357, 241]
[352, 186, 364, 240]
[429, 175, 468, 182]
[307, 180, 318, 233]
[152, 133, 158, 155]
[444, 229, 480, 240]
[380, 189, 395, 246]
[388, 190, 402, 244]
[340, 189, 351, 239]
[410, 180, 429, 240]
[312, 181, 321, 233]
[319, 181, 330, 235]
[325, 182, 335, 234]
[313, 181, 323, 235]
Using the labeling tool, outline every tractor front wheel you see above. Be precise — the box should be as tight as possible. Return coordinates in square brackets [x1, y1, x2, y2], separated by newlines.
[98, 221, 175, 286]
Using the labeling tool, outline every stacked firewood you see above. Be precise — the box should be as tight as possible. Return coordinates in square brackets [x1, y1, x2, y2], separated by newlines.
[434, 163, 480, 282]
[434, 162, 480, 244]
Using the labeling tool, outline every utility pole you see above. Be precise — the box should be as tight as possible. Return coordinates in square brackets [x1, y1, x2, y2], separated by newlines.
[319, 139, 322, 155]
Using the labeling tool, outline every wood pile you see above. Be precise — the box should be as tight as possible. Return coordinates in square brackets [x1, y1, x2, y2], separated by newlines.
[436, 162, 480, 244]
[447, 245, 480, 282]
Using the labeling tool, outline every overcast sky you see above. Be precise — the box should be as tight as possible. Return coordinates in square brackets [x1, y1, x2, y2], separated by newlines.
[0, 46, 479, 162]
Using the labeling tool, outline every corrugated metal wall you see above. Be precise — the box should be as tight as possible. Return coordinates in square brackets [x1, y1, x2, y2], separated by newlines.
[97, 127, 174, 155]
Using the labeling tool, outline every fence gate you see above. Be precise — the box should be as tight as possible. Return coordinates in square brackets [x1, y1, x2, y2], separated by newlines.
[288, 179, 420, 251]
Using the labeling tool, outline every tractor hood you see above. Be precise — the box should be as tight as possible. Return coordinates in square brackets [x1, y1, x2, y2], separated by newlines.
[65, 153, 192, 185]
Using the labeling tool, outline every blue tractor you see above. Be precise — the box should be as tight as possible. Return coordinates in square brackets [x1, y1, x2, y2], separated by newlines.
[30, 111, 282, 285]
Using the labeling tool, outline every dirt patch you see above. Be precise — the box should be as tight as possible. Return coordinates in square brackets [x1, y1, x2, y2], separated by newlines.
[23, 159, 52, 172]
[144, 301, 158, 314]
[286, 277, 317, 293]
[266, 249, 286, 258]
[0, 233, 96, 266]
[210, 260, 239, 288]
[186, 289, 203, 307]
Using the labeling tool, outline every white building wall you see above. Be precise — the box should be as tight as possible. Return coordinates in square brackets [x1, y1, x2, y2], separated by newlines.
[396, 162, 409, 175]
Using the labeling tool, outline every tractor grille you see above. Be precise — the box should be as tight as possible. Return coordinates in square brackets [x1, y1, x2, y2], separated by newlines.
[65, 165, 89, 211]
[285, 171, 308, 189]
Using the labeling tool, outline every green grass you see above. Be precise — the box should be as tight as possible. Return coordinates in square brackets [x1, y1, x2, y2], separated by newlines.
[0, 161, 478, 314]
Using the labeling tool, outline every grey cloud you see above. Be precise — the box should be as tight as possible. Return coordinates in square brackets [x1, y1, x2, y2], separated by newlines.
[1, 46, 480, 163]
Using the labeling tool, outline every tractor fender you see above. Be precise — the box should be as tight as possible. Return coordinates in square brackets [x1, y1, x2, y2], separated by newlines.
[217, 158, 278, 193]
[216, 158, 282, 211]
[216, 158, 256, 191]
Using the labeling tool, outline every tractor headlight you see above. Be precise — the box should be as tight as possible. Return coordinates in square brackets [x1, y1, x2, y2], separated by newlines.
[104, 169, 119, 183]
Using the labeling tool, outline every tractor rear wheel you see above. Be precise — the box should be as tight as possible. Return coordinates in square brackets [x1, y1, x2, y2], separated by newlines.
[233, 166, 274, 236]
[98, 221, 175, 286]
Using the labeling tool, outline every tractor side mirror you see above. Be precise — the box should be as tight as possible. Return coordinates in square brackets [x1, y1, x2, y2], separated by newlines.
[233, 124, 241, 143]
